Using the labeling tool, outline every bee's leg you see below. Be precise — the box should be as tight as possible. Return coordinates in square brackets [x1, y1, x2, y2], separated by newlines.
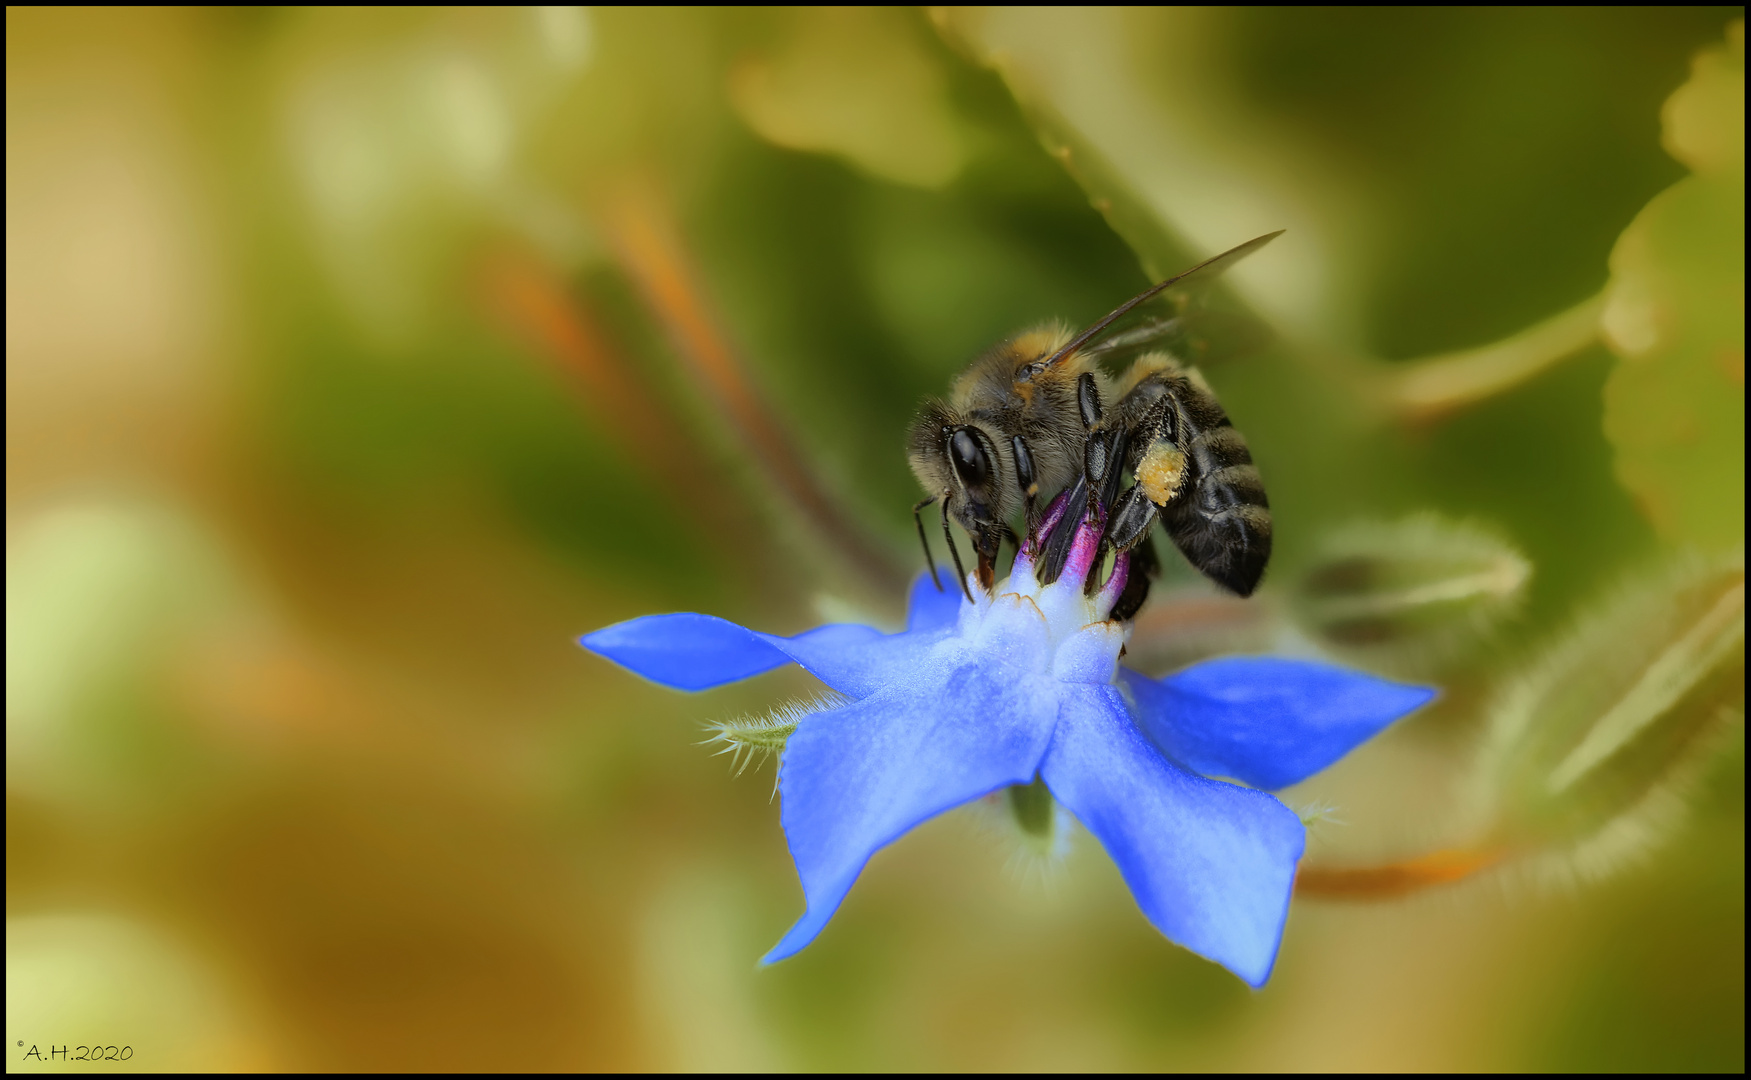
[1077, 371, 1103, 430]
[1098, 426, 1130, 510]
[1081, 536, 1109, 597]
[1010, 434, 1039, 538]
[1106, 483, 1160, 554]
[975, 529, 999, 594]
[1084, 447, 1141, 599]
[1091, 387, 1178, 600]
[1108, 533, 1159, 621]
[1102, 390, 1182, 556]
[912, 495, 943, 592]
[1077, 372, 1120, 523]
[1038, 475, 1090, 586]
[940, 499, 975, 604]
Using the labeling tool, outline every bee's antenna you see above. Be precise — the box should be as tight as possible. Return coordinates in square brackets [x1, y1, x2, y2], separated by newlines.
[1027, 230, 1284, 377]
[912, 495, 943, 592]
[940, 498, 975, 604]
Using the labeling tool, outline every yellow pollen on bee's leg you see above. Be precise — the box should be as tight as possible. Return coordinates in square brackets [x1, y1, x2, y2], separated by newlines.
[1137, 444, 1187, 506]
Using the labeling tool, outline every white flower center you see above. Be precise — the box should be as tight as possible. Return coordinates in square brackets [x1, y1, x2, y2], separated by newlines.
[945, 540, 1130, 688]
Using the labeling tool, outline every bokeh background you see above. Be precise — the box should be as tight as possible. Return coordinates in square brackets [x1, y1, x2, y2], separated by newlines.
[7, 7, 1743, 1071]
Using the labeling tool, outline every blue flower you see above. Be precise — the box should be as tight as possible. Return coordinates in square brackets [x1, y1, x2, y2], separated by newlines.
[581, 511, 1432, 986]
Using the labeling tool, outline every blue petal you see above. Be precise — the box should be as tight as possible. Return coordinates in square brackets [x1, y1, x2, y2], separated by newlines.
[580, 614, 951, 698]
[906, 571, 966, 633]
[1123, 658, 1435, 792]
[581, 614, 796, 691]
[780, 622, 951, 699]
[1041, 686, 1305, 987]
[763, 618, 1060, 963]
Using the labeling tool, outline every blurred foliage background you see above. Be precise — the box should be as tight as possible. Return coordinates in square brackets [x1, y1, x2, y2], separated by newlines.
[7, 6, 1743, 1071]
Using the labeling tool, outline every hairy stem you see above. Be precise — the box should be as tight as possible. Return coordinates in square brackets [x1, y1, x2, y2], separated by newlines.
[479, 247, 690, 479]
[477, 245, 763, 554]
[596, 181, 909, 596]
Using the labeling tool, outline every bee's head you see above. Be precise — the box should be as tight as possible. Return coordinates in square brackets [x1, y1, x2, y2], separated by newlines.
[906, 404, 1007, 560]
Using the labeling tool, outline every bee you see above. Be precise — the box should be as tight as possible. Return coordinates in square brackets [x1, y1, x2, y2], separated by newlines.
[906, 232, 1280, 617]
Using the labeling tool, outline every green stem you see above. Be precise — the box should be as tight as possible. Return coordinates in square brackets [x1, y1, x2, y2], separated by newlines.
[1384, 291, 1605, 420]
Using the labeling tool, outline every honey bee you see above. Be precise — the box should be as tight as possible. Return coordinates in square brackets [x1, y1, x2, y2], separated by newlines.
[906, 232, 1280, 617]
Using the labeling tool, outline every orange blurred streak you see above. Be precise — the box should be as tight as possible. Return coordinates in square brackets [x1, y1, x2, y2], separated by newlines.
[478, 245, 694, 486]
[1296, 847, 1504, 900]
[597, 180, 908, 594]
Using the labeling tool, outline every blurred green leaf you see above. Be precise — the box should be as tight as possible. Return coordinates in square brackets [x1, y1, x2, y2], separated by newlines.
[6, 497, 242, 809]
[1601, 21, 1745, 550]
[728, 8, 965, 189]
[934, 8, 1722, 357]
[7, 914, 254, 1072]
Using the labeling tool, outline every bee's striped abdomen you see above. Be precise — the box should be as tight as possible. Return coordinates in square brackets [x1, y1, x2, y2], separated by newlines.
[1160, 378, 1272, 596]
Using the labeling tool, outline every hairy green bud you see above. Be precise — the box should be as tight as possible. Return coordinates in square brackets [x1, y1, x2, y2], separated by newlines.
[1006, 775, 1055, 841]
[1292, 514, 1531, 676]
[1469, 552, 1744, 884]
[704, 694, 847, 779]
[990, 774, 1069, 866]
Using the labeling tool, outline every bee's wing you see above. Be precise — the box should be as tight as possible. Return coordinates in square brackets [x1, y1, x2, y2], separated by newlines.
[1032, 231, 1282, 377]
[1079, 307, 1274, 370]
[1080, 317, 1183, 361]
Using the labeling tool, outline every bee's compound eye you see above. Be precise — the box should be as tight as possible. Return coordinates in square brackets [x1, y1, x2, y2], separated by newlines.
[949, 428, 990, 487]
